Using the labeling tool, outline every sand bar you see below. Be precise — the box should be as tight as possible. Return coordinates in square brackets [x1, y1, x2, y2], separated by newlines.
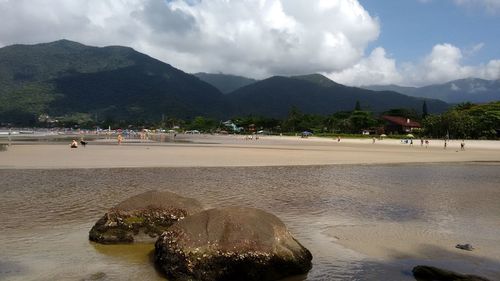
[0, 135, 499, 169]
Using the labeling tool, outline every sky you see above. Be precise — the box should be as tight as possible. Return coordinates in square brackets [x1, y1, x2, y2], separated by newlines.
[0, 0, 499, 86]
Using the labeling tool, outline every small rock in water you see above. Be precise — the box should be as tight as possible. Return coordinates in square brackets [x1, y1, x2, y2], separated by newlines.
[412, 265, 490, 281]
[80, 272, 107, 281]
[455, 243, 474, 251]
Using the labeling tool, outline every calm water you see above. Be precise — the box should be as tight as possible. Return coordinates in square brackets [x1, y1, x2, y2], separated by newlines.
[1, 164, 499, 281]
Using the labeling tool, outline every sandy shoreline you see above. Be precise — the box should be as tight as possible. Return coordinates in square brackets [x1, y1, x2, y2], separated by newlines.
[1, 135, 500, 280]
[1, 135, 499, 169]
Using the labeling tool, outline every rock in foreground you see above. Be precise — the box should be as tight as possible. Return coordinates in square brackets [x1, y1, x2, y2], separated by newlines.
[89, 190, 203, 244]
[155, 207, 312, 281]
[413, 265, 491, 281]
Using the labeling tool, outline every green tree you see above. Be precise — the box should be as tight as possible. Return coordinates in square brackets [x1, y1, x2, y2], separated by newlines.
[349, 111, 377, 133]
[187, 116, 217, 132]
[422, 101, 428, 119]
[282, 106, 303, 132]
[354, 100, 361, 111]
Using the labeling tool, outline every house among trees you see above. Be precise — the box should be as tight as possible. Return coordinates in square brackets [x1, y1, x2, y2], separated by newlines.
[382, 115, 421, 134]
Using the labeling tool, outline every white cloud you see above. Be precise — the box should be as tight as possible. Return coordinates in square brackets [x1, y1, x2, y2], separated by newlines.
[1, 0, 498, 86]
[0, 0, 380, 79]
[454, 0, 500, 13]
[463, 42, 485, 57]
[328, 43, 500, 86]
[407, 43, 475, 85]
[327, 47, 403, 86]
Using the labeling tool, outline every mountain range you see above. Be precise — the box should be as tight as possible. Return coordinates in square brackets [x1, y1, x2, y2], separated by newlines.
[365, 78, 500, 104]
[226, 74, 447, 118]
[0, 40, 449, 125]
[194, 72, 257, 94]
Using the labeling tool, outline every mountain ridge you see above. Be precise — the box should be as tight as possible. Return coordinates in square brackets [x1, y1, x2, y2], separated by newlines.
[1, 40, 450, 124]
[227, 74, 448, 118]
[365, 78, 500, 103]
[193, 72, 257, 94]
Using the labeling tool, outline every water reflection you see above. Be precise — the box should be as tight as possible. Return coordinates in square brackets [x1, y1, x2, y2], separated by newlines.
[0, 164, 499, 280]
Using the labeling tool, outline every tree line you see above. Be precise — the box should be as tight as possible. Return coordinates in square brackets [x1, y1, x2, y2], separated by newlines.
[12, 101, 500, 140]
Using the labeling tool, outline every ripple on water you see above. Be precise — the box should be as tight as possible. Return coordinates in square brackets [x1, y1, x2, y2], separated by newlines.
[1, 164, 500, 280]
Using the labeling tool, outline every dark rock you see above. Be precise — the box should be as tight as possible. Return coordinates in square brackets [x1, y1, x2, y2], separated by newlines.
[154, 207, 313, 281]
[80, 272, 108, 281]
[89, 190, 203, 244]
[455, 243, 474, 251]
[412, 265, 491, 281]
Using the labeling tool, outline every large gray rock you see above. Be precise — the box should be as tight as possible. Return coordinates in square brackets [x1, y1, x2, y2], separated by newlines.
[154, 207, 313, 281]
[413, 265, 491, 281]
[89, 190, 203, 244]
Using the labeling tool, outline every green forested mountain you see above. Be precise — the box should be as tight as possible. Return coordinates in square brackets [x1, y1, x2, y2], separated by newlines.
[0, 40, 226, 124]
[227, 75, 449, 118]
[194, 72, 257, 94]
[0, 40, 450, 125]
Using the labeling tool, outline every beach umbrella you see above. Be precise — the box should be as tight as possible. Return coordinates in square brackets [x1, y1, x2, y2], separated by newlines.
[406, 134, 415, 138]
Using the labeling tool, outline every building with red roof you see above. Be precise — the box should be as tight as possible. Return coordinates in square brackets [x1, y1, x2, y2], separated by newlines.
[382, 115, 421, 134]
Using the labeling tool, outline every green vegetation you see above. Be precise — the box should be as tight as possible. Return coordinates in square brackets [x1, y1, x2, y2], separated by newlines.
[1, 40, 495, 139]
[227, 75, 448, 118]
[0, 40, 225, 125]
[124, 216, 145, 225]
[194, 72, 257, 94]
[422, 102, 500, 139]
[1, 40, 449, 126]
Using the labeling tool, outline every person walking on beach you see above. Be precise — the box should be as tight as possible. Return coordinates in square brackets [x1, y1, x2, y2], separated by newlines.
[425, 139, 429, 148]
[444, 140, 447, 149]
[337, 136, 341, 142]
[420, 138, 424, 146]
[117, 134, 123, 145]
[372, 137, 376, 144]
[461, 140, 465, 151]
[410, 139, 413, 146]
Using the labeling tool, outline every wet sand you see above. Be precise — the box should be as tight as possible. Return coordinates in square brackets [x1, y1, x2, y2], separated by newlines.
[1, 135, 499, 169]
[1, 135, 500, 280]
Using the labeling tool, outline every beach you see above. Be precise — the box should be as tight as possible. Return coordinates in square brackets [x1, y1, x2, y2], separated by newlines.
[1, 135, 500, 280]
[1, 134, 499, 169]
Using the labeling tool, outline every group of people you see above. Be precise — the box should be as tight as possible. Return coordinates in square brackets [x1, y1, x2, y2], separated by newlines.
[443, 139, 466, 150]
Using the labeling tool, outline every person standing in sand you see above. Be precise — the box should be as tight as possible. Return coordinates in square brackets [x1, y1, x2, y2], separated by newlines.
[372, 137, 376, 144]
[337, 136, 341, 142]
[461, 140, 465, 151]
[444, 140, 447, 149]
[117, 134, 123, 145]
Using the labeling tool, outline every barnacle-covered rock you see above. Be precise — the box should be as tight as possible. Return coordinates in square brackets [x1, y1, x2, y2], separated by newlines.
[154, 207, 312, 281]
[89, 190, 203, 244]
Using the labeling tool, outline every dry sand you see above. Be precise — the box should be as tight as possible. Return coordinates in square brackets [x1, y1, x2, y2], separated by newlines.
[0, 134, 499, 169]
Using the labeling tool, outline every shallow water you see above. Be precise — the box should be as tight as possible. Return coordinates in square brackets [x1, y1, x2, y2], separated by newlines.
[1, 164, 499, 280]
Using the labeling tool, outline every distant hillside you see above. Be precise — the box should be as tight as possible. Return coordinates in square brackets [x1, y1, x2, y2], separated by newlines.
[227, 74, 448, 118]
[194, 72, 257, 94]
[0, 40, 226, 124]
[0, 40, 451, 125]
[365, 78, 500, 103]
